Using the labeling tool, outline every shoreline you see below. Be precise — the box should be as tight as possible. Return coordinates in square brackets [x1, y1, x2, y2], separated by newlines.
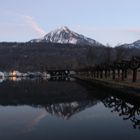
[74, 75, 140, 98]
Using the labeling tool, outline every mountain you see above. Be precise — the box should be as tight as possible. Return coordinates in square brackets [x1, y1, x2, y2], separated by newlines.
[122, 40, 140, 48]
[30, 26, 103, 46]
[45, 100, 98, 120]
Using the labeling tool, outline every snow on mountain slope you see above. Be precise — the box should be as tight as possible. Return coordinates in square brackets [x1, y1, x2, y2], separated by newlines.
[123, 40, 140, 48]
[30, 26, 103, 46]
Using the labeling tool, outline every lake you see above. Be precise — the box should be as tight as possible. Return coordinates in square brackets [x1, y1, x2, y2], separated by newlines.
[0, 78, 140, 140]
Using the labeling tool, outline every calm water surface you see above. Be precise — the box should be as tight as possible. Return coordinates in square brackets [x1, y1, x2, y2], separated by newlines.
[0, 78, 140, 140]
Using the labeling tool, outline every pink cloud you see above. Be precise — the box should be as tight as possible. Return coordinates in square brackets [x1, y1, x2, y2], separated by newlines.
[24, 16, 46, 36]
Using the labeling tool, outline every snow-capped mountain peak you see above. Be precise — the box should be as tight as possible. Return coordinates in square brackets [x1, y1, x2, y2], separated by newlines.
[60, 26, 70, 32]
[30, 26, 103, 46]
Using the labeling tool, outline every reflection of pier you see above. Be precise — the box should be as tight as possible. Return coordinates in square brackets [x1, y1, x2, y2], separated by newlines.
[49, 76, 71, 81]
[47, 70, 70, 77]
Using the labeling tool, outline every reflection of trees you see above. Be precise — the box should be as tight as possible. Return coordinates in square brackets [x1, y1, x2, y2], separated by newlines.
[102, 96, 140, 129]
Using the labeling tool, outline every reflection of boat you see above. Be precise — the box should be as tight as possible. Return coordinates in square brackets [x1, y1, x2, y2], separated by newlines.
[45, 100, 98, 120]
[9, 77, 22, 82]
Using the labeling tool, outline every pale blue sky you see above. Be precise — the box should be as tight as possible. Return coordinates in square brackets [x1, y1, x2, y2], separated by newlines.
[0, 0, 140, 46]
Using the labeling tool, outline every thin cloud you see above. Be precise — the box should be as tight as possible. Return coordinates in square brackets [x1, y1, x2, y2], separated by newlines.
[0, 11, 47, 41]
[24, 15, 46, 36]
[23, 110, 47, 133]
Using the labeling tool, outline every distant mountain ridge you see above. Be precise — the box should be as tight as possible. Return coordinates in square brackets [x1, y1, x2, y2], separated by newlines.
[122, 40, 140, 48]
[30, 26, 103, 46]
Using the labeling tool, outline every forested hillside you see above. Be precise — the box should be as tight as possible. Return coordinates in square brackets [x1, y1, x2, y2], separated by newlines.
[0, 42, 139, 71]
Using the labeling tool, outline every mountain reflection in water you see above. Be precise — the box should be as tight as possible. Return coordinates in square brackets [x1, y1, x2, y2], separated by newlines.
[0, 79, 100, 119]
[45, 100, 97, 120]
[0, 79, 140, 140]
